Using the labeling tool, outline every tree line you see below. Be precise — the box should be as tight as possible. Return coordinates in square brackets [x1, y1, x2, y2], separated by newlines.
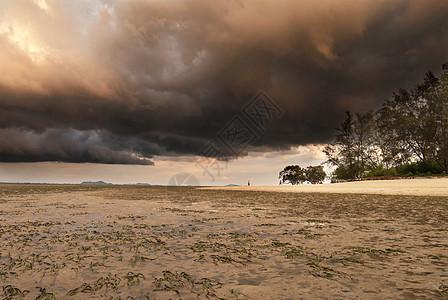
[324, 63, 448, 181]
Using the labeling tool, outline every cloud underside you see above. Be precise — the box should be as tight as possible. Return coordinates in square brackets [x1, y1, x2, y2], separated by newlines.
[1, 0, 448, 164]
[0, 128, 154, 165]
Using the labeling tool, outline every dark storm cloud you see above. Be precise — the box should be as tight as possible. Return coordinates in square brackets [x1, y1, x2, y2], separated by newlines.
[0, 128, 154, 165]
[1, 0, 448, 164]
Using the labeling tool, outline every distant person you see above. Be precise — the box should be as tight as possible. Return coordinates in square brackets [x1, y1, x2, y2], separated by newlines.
[248, 180, 250, 186]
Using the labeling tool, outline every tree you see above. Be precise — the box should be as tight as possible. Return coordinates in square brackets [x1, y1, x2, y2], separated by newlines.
[325, 110, 385, 180]
[324, 63, 448, 177]
[427, 65, 448, 172]
[378, 70, 447, 171]
[279, 165, 327, 184]
[353, 111, 382, 174]
[305, 166, 326, 184]
[324, 111, 361, 180]
[378, 84, 436, 164]
[279, 165, 306, 185]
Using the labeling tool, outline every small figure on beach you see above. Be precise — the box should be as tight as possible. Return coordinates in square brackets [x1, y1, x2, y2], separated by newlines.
[248, 180, 250, 186]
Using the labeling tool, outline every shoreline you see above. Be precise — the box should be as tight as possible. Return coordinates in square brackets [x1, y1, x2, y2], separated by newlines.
[200, 177, 448, 197]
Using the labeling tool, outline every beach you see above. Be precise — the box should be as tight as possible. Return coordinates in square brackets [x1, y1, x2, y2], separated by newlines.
[202, 177, 448, 197]
[0, 181, 447, 299]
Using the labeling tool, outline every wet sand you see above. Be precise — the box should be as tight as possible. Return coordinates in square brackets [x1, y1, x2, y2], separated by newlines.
[0, 184, 447, 299]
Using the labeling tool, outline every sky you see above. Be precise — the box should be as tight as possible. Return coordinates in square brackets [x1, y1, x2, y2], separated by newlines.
[1, 0, 448, 185]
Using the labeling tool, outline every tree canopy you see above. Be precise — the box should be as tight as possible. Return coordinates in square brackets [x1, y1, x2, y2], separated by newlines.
[324, 63, 448, 181]
[279, 165, 326, 185]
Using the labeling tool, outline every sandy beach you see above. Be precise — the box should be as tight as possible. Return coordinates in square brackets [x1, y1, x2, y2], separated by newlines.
[0, 183, 447, 299]
[202, 177, 448, 197]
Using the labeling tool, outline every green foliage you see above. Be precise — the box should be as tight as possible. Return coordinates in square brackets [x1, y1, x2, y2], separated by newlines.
[305, 166, 327, 184]
[278, 165, 306, 185]
[324, 111, 380, 180]
[365, 166, 398, 177]
[332, 163, 364, 181]
[366, 161, 443, 177]
[279, 165, 327, 184]
[396, 161, 443, 176]
[325, 63, 448, 178]
[332, 167, 351, 181]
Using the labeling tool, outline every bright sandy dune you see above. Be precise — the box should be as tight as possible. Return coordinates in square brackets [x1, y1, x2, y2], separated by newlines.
[203, 177, 448, 197]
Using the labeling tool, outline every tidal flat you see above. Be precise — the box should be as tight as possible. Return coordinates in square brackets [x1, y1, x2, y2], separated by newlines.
[0, 184, 447, 299]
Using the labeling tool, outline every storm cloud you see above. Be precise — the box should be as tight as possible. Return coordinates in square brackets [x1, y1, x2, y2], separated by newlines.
[0, 128, 154, 164]
[1, 0, 448, 164]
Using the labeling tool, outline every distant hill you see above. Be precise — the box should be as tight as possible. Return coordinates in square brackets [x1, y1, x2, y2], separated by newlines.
[225, 184, 241, 187]
[80, 181, 113, 185]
